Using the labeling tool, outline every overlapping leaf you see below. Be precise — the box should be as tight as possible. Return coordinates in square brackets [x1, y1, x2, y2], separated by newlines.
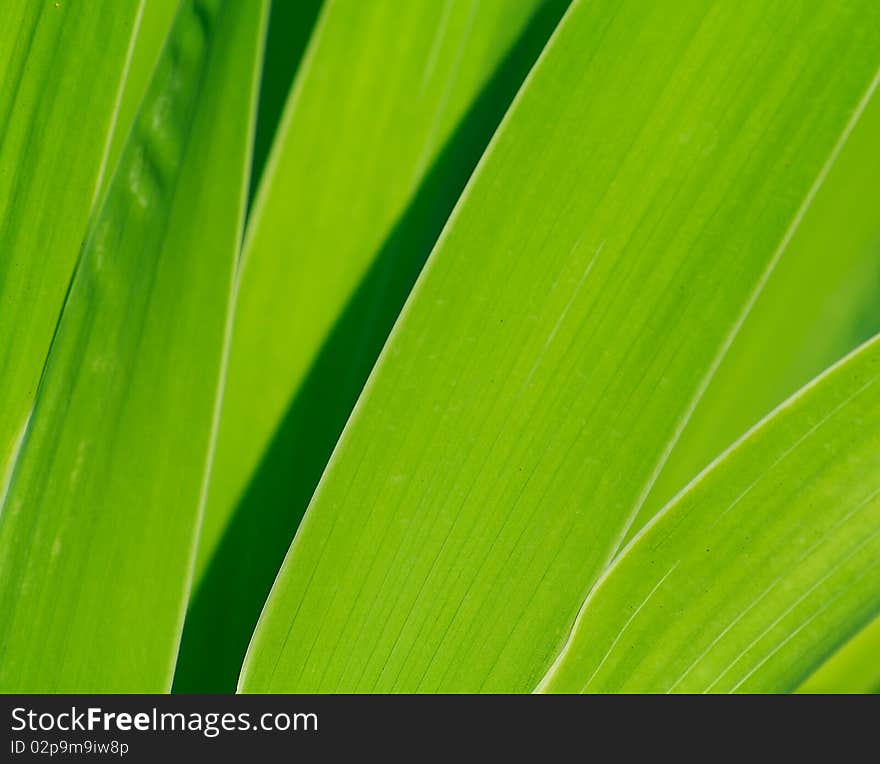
[178, 0, 569, 692]
[104, 0, 181, 183]
[0, 0, 267, 692]
[635, 87, 880, 537]
[0, 0, 143, 492]
[798, 613, 880, 694]
[538, 335, 880, 693]
[240, 0, 880, 692]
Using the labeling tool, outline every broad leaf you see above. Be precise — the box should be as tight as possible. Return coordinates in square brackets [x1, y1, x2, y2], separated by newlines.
[240, 0, 880, 692]
[0, 0, 267, 692]
[538, 335, 880, 693]
[177, 0, 569, 692]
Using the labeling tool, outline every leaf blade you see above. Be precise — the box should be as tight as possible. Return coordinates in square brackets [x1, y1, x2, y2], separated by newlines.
[0, 0, 267, 692]
[104, 0, 181, 184]
[240, 0, 880, 692]
[634, 76, 880, 539]
[0, 0, 144, 482]
[797, 613, 880, 694]
[179, 0, 567, 692]
[538, 334, 880, 693]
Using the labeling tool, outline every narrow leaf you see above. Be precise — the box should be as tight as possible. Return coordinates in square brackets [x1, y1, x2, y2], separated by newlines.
[0, 0, 143, 486]
[248, 0, 323, 203]
[104, 0, 181, 183]
[178, 0, 568, 692]
[0, 0, 267, 692]
[241, 0, 880, 692]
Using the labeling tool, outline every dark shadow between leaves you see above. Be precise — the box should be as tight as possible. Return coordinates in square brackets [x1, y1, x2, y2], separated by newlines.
[173, 0, 572, 693]
[249, 0, 324, 207]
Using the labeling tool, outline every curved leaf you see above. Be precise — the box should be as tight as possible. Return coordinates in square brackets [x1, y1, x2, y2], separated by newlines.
[179, 0, 567, 692]
[240, 0, 880, 692]
[538, 335, 880, 693]
[634, 81, 880, 538]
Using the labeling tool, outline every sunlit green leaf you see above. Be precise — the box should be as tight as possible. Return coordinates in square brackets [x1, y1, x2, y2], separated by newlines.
[247, 0, 322, 203]
[0, 0, 143, 492]
[798, 612, 880, 694]
[634, 82, 880, 538]
[538, 336, 880, 693]
[179, 0, 568, 692]
[104, 0, 181, 183]
[0, 0, 267, 692]
[240, 0, 880, 693]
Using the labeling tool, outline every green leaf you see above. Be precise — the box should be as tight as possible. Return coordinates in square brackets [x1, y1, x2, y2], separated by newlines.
[633, 77, 880, 539]
[0, 0, 143, 492]
[798, 612, 880, 694]
[239, 0, 880, 692]
[0, 0, 267, 692]
[247, 0, 322, 204]
[177, 0, 568, 692]
[104, 0, 181, 184]
[537, 335, 880, 693]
